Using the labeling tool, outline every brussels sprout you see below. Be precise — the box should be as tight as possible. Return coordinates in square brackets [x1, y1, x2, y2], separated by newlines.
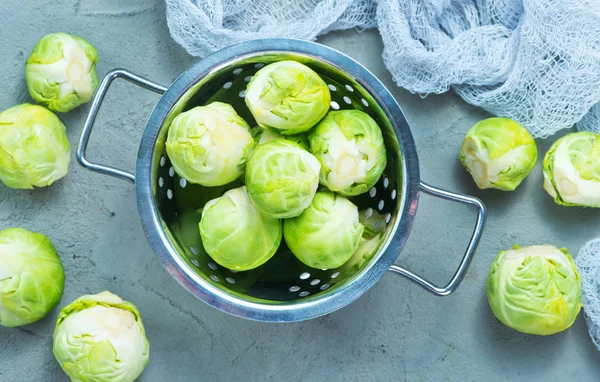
[199, 186, 282, 271]
[543, 131, 600, 207]
[486, 245, 581, 336]
[459, 117, 537, 191]
[338, 227, 382, 276]
[284, 191, 364, 269]
[26, 33, 99, 113]
[359, 209, 387, 236]
[0, 228, 64, 327]
[246, 140, 320, 218]
[251, 125, 309, 150]
[245, 61, 331, 135]
[0, 104, 71, 189]
[166, 102, 254, 187]
[53, 291, 150, 382]
[309, 110, 387, 196]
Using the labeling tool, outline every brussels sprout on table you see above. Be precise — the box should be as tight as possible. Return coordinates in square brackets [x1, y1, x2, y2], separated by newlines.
[53, 291, 150, 382]
[309, 110, 387, 196]
[0, 103, 70, 189]
[0, 228, 64, 327]
[251, 125, 309, 150]
[166, 102, 254, 187]
[245, 60, 331, 135]
[459, 117, 537, 191]
[246, 140, 320, 219]
[199, 186, 282, 271]
[543, 131, 600, 207]
[486, 245, 581, 336]
[26, 33, 99, 113]
[284, 191, 364, 270]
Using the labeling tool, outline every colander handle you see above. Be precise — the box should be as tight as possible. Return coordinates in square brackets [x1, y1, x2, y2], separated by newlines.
[388, 182, 486, 296]
[77, 69, 168, 183]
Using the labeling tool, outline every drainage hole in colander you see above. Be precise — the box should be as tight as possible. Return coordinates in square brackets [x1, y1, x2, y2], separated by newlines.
[365, 208, 373, 218]
[230, 270, 239, 274]
[369, 187, 377, 197]
[289, 286, 301, 292]
[233, 68, 243, 75]
[320, 284, 331, 291]
[300, 272, 310, 280]
[254, 63, 265, 69]
[331, 272, 340, 279]
[190, 258, 200, 267]
[383, 177, 389, 189]
[345, 84, 354, 92]
[208, 262, 218, 271]
[378, 200, 385, 211]
[330, 101, 340, 110]
[160, 156, 166, 166]
[158, 177, 164, 188]
[223, 81, 232, 89]
[225, 277, 236, 284]
[385, 213, 392, 223]
[190, 246, 198, 255]
[167, 189, 173, 200]
[210, 275, 220, 282]
[310, 279, 320, 286]
[328, 84, 337, 92]
[391, 189, 397, 200]
[238, 90, 245, 98]
[244, 76, 252, 83]
[343, 96, 352, 105]
[374, 221, 381, 230]
[169, 167, 175, 177]
[179, 178, 187, 188]
[299, 291, 310, 297]
[361, 98, 369, 107]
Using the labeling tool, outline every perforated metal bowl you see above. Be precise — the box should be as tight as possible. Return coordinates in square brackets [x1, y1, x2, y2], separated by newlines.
[77, 39, 486, 322]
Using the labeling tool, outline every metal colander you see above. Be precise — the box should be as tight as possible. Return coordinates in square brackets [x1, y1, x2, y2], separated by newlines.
[77, 39, 486, 322]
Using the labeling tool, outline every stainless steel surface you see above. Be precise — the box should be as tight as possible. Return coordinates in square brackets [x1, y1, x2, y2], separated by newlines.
[388, 182, 486, 296]
[78, 38, 486, 322]
[76, 69, 167, 183]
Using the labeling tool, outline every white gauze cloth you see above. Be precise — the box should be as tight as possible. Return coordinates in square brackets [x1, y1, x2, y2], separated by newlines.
[165, 0, 600, 138]
[577, 239, 600, 351]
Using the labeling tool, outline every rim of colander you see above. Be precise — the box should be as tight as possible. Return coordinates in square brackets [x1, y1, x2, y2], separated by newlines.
[135, 38, 421, 322]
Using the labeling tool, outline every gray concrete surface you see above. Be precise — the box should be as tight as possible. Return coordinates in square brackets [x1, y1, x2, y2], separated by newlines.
[1, 1, 600, 381]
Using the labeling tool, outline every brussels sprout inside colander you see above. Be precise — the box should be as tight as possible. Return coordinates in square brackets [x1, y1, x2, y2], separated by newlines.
[245, 60, 331, 135]
[246, 140, 320, 219]
[251, 125, 309, 150]
[284, 191, 364, 270]
[309, 110, 387, 196]
[199, 186, 282, 271]
[166, 102, 254, 187]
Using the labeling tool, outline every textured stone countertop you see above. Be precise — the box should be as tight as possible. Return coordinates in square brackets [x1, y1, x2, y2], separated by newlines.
[1, 1, 599, 381]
